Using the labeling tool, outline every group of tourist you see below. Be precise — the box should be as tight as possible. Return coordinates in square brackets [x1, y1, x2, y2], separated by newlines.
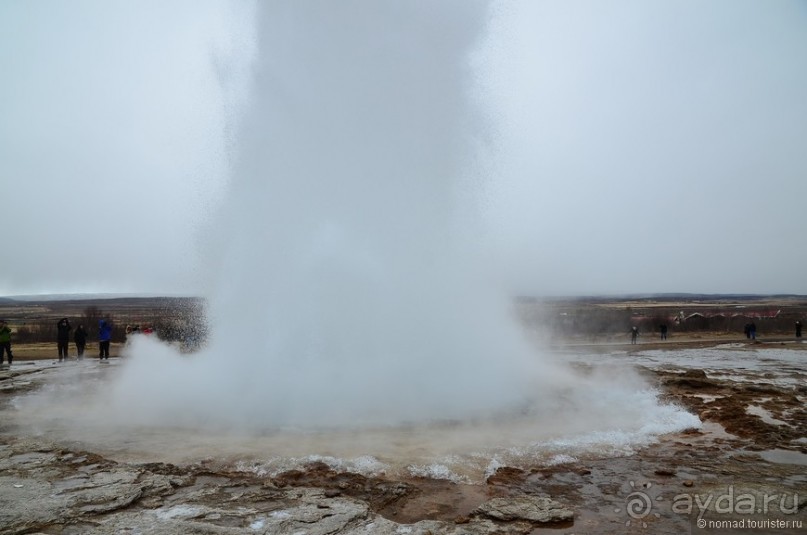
[0, 318, 115, 367]
[625, 321, 803, 344]
[54, 317, 113, 361]
[743, 322, 757, 340]
[629, 324, 668, 343]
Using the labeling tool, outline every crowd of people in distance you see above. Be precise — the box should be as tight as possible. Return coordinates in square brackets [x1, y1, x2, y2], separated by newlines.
[624, 320, 804, 345]
[0, 317, 157, 367]
[0, 315, 803, 367]
[54, 317, 113, 362]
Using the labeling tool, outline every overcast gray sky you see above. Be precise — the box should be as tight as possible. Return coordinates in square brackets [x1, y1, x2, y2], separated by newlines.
[1, 0, 805, 297]
[479, 0, 807, 295]
[0, 0, 253, 296]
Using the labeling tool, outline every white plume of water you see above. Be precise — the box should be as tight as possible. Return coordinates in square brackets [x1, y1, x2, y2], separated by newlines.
[107, 0, 556, 429]
[103, 2, 697, 442]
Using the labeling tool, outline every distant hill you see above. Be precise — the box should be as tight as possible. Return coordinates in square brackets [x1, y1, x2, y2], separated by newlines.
[3, 293, 198, 302]
[518, 293, 807, 303]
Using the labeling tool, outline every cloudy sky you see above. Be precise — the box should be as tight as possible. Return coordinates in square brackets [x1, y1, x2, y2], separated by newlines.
[0, 0, 253, 296]
[1, 0, 805, 297]
[479, 0, 807, 295]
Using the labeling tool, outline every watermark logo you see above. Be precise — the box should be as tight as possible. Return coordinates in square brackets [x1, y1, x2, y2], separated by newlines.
[673, 485, 801, 520]
[615, 480, 661, 528]
[617, 481, 802, 529]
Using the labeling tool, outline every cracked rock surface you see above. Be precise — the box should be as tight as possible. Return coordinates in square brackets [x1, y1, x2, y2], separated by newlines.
[0, 435, 553, 535]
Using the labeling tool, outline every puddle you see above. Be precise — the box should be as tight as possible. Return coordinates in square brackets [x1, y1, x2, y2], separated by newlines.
[758, 449, 807, 466]
[746, 405, 789, 426]
[699, 421, 737, 440]
[692, 394, 724, 403]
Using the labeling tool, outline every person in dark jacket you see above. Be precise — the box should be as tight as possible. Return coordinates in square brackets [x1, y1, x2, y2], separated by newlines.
[74, 325, 88, 359]
[57, 318, 72, 362]
[98, 319, 112, 360]
[796, 321, 802, 339]
[0, 320, 12, 367]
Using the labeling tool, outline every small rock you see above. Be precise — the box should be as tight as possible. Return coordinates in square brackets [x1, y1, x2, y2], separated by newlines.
[683, 369, 708, 379]
[683, 480, 694, 487]
[486, 466, 527, 486]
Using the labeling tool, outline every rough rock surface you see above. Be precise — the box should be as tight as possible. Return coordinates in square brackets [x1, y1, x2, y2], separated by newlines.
[474, 495, 574, 523]
[0, 437, 545, 535]
[3, 343, 807, 534]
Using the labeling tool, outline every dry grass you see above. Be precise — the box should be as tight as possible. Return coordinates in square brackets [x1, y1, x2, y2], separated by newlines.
[8, 342, 126, 361]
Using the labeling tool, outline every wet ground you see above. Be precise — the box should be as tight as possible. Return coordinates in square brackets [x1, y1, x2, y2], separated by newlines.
[1, 341, 805, 534]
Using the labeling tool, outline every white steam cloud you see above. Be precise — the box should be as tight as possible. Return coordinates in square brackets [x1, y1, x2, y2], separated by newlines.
[113, 1, 551, 428]
[80, 2, 695, 445]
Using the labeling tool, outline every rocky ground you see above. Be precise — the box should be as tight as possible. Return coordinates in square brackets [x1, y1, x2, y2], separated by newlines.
[1, 341, 805, 535]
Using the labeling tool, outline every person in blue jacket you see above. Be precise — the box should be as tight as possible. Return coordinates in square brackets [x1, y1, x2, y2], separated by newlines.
[99, 319, 113, 360]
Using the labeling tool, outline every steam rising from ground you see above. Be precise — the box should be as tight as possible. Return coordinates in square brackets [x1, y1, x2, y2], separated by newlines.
[106, 1, 543, 428]
[98, 2, 695, 438]
[13, 343, 699, 479]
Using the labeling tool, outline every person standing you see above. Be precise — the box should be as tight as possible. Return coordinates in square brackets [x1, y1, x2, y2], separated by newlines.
[630, 326, 639, 344]
[74, 324, 88, 359]
[98, 319, 112, 360]
[749, 321, 757, 341]
[796, 321, 802, 339]
[659, 324, 668, 341]
[0, 320, 12, 367]
[57, 318, 72, 362]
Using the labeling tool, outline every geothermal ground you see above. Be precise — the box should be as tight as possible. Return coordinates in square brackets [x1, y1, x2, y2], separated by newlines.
[1, 301, 806, 534]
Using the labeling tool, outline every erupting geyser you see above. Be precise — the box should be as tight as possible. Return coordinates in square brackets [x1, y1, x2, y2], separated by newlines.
[115, 0, 549, 429]
[99, 2, 698, 445]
